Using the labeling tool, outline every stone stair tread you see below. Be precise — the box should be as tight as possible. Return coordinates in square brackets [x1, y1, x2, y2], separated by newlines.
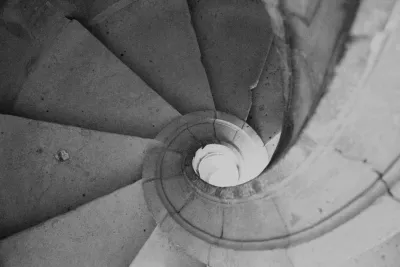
[0, 181, 156, 267]
[129, 227, 206, 267]
[187, 0, 273, 120]
[13, 19, 180, 138]
[248, 38, 284, 145]
[90, 0, 215, 115]
[0, 114, 160, 238]
[0, 0, 69, 112]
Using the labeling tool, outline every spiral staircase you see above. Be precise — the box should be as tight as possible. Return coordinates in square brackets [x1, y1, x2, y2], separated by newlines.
[1, 0, 400, 266]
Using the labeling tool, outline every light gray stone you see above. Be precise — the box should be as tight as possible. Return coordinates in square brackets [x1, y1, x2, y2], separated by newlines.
[209, 246, 292, 267]
[130, 227, 206, 267]
[340, 231, 400, 267]
[159, 215, 212, 264]
[332, 20, 400, 173]
[179, 196, 224, 238]
[222, 197, 287, 241]
[350, 0, 396, 36]
[288, 195, 400, 267]
[274, 149, 378, 233]
[162, 175, 194, 212]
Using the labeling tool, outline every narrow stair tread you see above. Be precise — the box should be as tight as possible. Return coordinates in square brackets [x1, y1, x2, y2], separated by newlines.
[0, 0, 69, 112]
[14, 19, 180, 138]
[188, 0, 273, 120]
[0, 181, 156, 267]
[90, 0, 215, 114]
[0, 114, 160, 238]
[248, 40, 285, 145]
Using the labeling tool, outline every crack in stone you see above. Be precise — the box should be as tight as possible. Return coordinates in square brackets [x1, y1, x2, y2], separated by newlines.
[333, 147, 400, 204]
[334, 148, 376, 169]
[272, 199, 291, 248]
[142, 175, 183, 184]
[220, 208, 225, 239]
[212, 111, 221, 144]
[372, 152, 400, 204]
[376, 176, 400, 204]
[206, 244, 212, 267]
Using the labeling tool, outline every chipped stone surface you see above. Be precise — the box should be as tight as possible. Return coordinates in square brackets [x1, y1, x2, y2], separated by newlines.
[14, 20, 180, 138]
[248, 39, 284, 145]
[269, 0, 354, 161]
[0, 181, 156, 267]
[91, 0, 215, 114]
[0, 114, 160, 238]
[188, 0, 273, 120]
[55, 149, 70, 162]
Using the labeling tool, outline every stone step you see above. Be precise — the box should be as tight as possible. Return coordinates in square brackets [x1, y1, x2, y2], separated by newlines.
[187, 0, 273, 120]
[0, 181, 156, 267]
[129, 227, 206, 267]
[89, 0, 215, 115]
[0, 0, 69, 112]
[0, 114, 161, 238]
[13, 19, 180, 138]
[247, 36, 285, 148]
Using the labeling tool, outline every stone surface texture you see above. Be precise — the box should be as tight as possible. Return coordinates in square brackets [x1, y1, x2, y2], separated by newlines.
[288, 195, 400, 267]
[340, 230, 400, 267]
[248, 37, 285, 146]
[187, 0, 273, 120]
[0, 114, 160, 238]
[14, 19, 180, 138]
[90, 0, 215, 115]
[0, 0, 69, 112]
[0, 181, 156, 267]
[143, 0, 400, 265]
